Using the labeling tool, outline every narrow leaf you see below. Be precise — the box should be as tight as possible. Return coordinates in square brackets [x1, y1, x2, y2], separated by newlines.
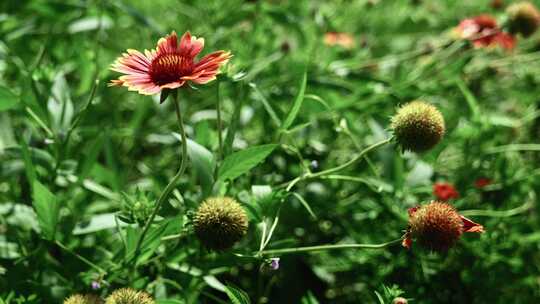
[218, 144, 277, 182]
[32, 180, 60, 240]
[281, 72, 307, 131]
[0, 86, 18, 112]
[224, 284, 251, 304]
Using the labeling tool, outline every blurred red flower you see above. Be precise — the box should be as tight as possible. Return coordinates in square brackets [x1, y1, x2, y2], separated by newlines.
[324, 32, 355, 49]
[475, 177, 492, 189]
[433, 182, 459, 201]
[454, 15, 516, 50]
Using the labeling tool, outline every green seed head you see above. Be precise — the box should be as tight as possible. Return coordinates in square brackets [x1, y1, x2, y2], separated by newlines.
[105, 288, 154, 304]
[194, 197, 249, 251]
[507, 2, 540, 37]
[409, 201, 463, 252]
[64, 294, 103, 304]
[391, 101, 445, 152]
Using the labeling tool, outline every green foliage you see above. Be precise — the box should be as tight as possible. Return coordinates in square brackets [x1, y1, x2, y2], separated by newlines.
[1, 0, 540, 303]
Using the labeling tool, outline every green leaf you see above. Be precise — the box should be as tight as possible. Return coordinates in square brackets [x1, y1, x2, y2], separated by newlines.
[301, 291, 320, 304]
[224, 284, 251, 304]
[281, 71, 307, 131]
[32, 180, 59, 240]
[0, 86, 18, 112]
[186, 138, 216, 197]
[218, 144, 277, 182]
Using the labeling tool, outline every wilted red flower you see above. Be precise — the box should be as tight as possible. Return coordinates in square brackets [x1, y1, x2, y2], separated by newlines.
[402, 201, 484, 252]
[433, 182, 459, 201]
[109, 31, 232, 95]
[323, 32, 355, 49]
[475, 177, 492, 189]
[454, 15, 516, 50]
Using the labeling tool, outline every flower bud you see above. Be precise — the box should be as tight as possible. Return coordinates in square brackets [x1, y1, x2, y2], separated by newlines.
[105, 288, 154, 304]
[391, 101, 445, 152]
[194, 197, 249, 251]
[64, 294, 103, 304]
[507, 2, 540, 37]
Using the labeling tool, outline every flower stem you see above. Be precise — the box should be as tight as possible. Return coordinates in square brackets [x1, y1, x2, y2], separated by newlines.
[131, 91, 188, 265]
[216, 80, 223, 158]
[284, 136, 393, 191]
[460, 201, 534, 217]
[258, 238, 403, 257]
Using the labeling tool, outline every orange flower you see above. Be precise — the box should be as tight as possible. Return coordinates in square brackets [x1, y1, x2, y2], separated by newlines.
[323, 32, 355, 49]
[109, 31, 232, 95]
[402, 201, 484, 252]
[433, 182, 460, 201]
[454, 15, 516, 50]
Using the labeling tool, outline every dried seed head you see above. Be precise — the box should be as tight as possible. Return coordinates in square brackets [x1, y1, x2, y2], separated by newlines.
[105, 288, 154, 304]
[391, 101, 445, 152]
[194, 197, 249, 251]
[507, 2, 540, 37]
[409, 201, 463, 252]
[64, 294, 103, 304]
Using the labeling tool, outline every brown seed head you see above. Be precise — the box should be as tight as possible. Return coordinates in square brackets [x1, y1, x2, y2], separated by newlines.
[409, 201, 463, 252]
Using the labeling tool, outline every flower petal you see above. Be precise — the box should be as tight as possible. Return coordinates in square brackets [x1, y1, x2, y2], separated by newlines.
[157, 31, 179, 54]
[460, 215, 485, 233]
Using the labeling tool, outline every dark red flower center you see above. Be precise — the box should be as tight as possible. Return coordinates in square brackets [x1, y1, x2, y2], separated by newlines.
[150, 53, 194, 86]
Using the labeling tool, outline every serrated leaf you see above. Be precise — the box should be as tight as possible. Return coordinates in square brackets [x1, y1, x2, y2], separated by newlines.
[0, 86, 18, 112]
[218, 144, 277, 182]
[32, 180, 59, 240]
[224, 284, 251, 304]
[281, 71, 307, 131]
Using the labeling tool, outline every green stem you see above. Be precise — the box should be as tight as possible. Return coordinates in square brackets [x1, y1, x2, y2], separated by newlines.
[284, 137, 393, 191]
[258, 238, 402, 257]
[216, 80, 224, 163]
[56, 241, 106, 274]
[131, 91, 188, 264]
[460, 201, 533, 217]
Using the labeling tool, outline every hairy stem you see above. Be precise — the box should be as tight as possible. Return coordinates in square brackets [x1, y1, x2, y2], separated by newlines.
[258, 238, 402, 257]
[284, 136, 393, 191]
[131, 91, 188, 265]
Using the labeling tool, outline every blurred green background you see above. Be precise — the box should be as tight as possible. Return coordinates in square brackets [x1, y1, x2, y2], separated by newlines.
[1, 0, 540, 303]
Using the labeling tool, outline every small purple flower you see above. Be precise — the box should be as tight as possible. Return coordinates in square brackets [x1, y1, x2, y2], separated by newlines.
[269, 258, 280, 270]
[91, 281, 101, 290]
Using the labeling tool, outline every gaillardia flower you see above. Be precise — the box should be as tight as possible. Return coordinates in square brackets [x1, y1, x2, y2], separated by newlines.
[403, 201, 484, 252]
[105, 288, 154, 304]
[194, 197, 249, 251]
[109, 31, 232, 95]
[433, 182, 460, 201]
[64, 294, 103, 304]
[507, 2, 540, 37]
[391, 101, 445, 152]
[454, 15, 516, 50]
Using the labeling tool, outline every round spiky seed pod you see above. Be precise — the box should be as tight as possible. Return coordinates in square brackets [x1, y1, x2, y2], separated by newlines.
[194, 196, 249, 251]
[64, 294, 103, 304]
[105, 288, 154, 304]
[409, 201, 463, 252]
[391, 101, 445, 152]
[507, 2, 540, 37]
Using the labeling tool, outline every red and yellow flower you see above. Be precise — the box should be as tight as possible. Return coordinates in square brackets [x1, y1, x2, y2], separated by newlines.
[454, 15, 516, 50]
[109, 31, 232, 95]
